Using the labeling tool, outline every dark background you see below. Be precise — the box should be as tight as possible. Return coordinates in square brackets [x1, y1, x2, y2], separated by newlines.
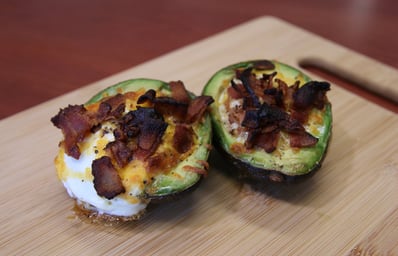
[1, 0, 397, 119]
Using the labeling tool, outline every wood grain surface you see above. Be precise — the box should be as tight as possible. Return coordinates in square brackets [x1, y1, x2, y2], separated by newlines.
[1, 17, 398, 256]
[1, 0, 398, 119]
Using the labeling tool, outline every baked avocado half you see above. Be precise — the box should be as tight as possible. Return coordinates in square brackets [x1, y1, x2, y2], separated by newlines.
[202, 60, 332, 183]
[51, 78, 213, 221]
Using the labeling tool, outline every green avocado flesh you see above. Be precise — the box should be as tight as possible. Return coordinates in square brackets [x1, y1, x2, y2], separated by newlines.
[202, 60, 332, 178]
[87, 78, 212, 197]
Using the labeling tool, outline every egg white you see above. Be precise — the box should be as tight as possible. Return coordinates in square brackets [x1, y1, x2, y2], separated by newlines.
[56, 122, 148, 218]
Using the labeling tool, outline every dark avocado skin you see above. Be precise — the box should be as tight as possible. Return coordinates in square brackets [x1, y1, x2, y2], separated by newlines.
[203, 60, 332, 183]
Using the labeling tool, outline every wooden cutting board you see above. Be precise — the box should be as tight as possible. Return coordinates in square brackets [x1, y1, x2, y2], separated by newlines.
[1, 16, 397, 255]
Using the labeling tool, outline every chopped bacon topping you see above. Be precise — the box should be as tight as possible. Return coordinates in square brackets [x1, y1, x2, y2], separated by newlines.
[105, 140, 132, 168]
[51, 105, 93, 159]
[117, 107, 168, 161]
[52, 80, 213, 198]
[138, 89, 188, 121]
[183, 165, 208, 177]
[292, 81, 330, 123]
[237, 67, 261, 108]
[138, 85, 213, 124]
[92, 156, 125, 199]
[289, 131, 319, 148]
[293, 81, 330, 110]
[186, 95, 214, 124]
[96, 93, 126, 121]
[169, 80, 191, 103]
[227, 66, 330, 153]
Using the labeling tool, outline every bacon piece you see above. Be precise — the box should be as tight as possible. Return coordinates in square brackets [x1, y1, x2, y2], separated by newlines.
[293, 81, 330, 110]
[241, 109, 260, 129]
[257, 103, 288, 126]
[138, 118, 168, 151]
[186, 96, 214, 123]
[276, 79, 299, 110]
[96, 94, 126, 121]
[228, 81, 245, 99]
[253, 130, 280, 153]
[237, 67, 261, 108]
[241, 103, 318, 152]
[183, 165, 208, 177]
[138, 89, 188, 121]
[51, 104, 92, 159]
[290, 81, 330, 123]
[263, 87, 283, 107]
[137, 89, 156, 104]
[119, 107, 168, 160]
[289, 132, 318, 148]
[173, 124, 194, 153]
[92, 156, 125, 199]
[154, 98, 188, 121]
[290, 109, 311, 124]
[138, 81, 213, 123]
[169, 80, 190, 103]
[105, 140, 132, 168]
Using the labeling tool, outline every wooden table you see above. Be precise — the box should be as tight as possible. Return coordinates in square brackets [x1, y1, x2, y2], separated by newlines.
[0, 0, 397, 119]
[1, 2, 398, 255]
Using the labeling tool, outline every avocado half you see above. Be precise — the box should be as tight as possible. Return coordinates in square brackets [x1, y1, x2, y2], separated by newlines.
[202, 60, 332, 182]
[51, 78, 214, 222]
[87, 78, 213, 200]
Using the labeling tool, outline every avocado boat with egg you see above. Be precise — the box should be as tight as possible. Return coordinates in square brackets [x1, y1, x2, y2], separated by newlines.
[203, 60, 332, 182]
[51, 78, 213, 221]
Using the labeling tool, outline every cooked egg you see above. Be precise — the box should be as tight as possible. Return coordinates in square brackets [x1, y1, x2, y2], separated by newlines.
[55, 122, 148, 218]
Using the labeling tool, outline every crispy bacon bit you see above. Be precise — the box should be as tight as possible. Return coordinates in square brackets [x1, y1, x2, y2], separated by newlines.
[92, 156, 125, 199]
[186, 96, 214, 123]
[97, 93, 126, 121]
[51, 105, 93, 159]
[120, 107, 168, 160]
[145, 154, 164, 173]
[173, 124, 194, 153]
[227, 65, 330, 153]
[291, 81, 330, 123]
[256, 131, 280, 153]
[183, 165, 208, 177]
[289, 132, 318, 148]
[169, 80, 191, 103]
[196, 160, 209, 170]
[246, 129, 280, 153]
[105, 140, 132, 168]
[138, 89, 188, 121]
[52, 80, 214, 192]
[293, 81, 330, 110]
[154, 98, 188, 121]
[237, 67, 261, 108]
[227, 82, 243, 99]
[139, 118, 168, 151]
[137, 89, 156, 104]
